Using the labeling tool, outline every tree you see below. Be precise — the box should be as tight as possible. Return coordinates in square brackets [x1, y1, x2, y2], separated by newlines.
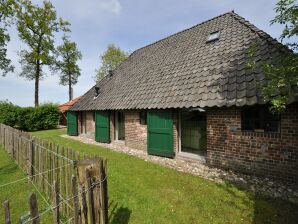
[248, 0, 298, 113]
[95, 44, 128, 82]
[0, 0, 15, 76]
[15, 0, 69, 106]
[54, 35, 82, 101]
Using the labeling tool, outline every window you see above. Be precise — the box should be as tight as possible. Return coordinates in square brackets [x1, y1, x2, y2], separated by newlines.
[93, 86, 100, 99]
[241, 106, 280, 133]
[140, 110, 147, 125]
[207, 31, 220, 42]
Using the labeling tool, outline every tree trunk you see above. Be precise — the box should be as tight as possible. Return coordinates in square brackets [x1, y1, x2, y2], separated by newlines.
[68, 73, 72, 101]
[35, 61, 40, 107]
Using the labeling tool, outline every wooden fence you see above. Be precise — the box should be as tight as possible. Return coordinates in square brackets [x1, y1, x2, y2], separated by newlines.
[0, 124, 108, 224]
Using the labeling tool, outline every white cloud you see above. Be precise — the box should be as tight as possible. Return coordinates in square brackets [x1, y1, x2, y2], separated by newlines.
[99, 0, 122, 15]
[53, 0, 122, 21]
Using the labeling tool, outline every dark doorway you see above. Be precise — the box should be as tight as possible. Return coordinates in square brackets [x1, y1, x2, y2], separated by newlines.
[81, 111, 86, 134]
[116, 111, 125, 141]
[180, 110, 206, 158]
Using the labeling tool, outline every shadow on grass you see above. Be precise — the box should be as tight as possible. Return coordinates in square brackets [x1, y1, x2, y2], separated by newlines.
[253, 196, 298, 224]
[0, 163, 19, 175]
[215, 181, 298, 224]
[109, 200, 131, 224]
[29, 126, 65, 133]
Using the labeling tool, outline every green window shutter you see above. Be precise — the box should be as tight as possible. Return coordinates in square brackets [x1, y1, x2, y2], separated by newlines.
[147, 110, 174, 158]
[95, 111, 110, 143]
[67, 112, 78, 136]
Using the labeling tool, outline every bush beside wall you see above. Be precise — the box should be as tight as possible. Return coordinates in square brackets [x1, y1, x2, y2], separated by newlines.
[0, 101, 61, 131]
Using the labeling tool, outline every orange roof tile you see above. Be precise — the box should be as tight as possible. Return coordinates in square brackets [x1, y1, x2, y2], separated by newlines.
[59, 97, 81, 113]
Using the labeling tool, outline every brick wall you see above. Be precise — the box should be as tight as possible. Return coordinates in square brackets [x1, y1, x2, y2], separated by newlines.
[110, 112, 115, 141]
[207, 103, 298, 182]
[172, 109, 179, 154]
[77, 112, 82, 134]
[124, 110, 147, 150]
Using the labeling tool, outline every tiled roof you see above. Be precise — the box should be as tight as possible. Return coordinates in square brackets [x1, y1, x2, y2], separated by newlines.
[69, 11, 290, 111]
[59, 97, 81, 112]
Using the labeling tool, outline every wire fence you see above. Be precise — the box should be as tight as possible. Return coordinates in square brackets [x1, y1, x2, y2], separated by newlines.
[0, 123, 108, 224]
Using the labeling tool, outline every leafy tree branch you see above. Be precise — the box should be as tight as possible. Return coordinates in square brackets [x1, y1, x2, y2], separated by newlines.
[95, 44, 128, 82]
[248, 0, 298, 113]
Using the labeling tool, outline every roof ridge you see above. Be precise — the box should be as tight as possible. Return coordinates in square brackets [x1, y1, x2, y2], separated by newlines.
[129, 10, 235, 56]
[229, 11, 284, 48]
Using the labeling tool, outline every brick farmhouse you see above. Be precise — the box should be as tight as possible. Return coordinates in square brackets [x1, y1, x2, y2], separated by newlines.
[68, 12, 298, 182]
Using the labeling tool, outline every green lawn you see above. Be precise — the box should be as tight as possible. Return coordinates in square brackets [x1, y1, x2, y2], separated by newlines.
[0, 145, 52, 224]
[31, 129, 298, 224]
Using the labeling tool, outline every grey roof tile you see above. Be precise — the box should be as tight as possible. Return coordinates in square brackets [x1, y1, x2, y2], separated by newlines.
[69, 11, 294, 111]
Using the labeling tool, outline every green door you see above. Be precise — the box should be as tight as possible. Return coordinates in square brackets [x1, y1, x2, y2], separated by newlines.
[95, 111, 110, 143]
[147, 110, 174, 158]
[67, 112, 78, 136]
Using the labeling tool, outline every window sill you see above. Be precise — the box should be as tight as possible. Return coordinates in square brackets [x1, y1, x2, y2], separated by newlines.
[241, 130, 281, 138]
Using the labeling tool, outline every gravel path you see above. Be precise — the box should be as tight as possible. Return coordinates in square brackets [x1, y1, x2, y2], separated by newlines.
[62, 134, 298, 203]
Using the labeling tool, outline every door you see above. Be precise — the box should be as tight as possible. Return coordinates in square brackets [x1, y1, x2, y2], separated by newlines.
[147, 110, 174, 158]
[81, 111, 86, 134]
[95, 111, 110, 143]
[67, 111, 78, 136]
[117, 111, 125, 140]
[180, 110, 206, 157]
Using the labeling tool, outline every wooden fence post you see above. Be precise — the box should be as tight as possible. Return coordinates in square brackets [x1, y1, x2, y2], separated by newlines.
[38, 142, 42, 188]
[3, 200, 11, 224]
[56, 145, 59, 182]
[3, 127, 5, 149]
[28, 137, 34, 180]
[77, 158, 108, 224]
[81, 184, 88, 224]
[53, 181, 60, 224]
[49, 143, 53, 198]
[60, 147, 66, 214]
[29, 193, 39, 224]
[65, 148, 70, 216]
[85, 168, 95, 224]
[72, 175, 80, 224]
[100, 159, 108, 224]
[11, 132, 15, 159]
[45, 142, 49, 197]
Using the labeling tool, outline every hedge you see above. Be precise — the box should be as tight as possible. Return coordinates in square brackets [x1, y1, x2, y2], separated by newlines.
[0, 101, 61, 131]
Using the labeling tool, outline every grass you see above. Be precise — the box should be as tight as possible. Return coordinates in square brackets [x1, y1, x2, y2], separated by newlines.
[28, 128, 298, 223]
[0, 145, 52, 224]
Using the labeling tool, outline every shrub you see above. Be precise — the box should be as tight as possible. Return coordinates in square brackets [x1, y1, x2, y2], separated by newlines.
[0, 101, 20, 127]
[0, 101, 61, 131]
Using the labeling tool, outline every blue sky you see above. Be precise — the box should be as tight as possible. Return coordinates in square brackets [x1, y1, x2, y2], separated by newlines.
[0, 0, 284, 106]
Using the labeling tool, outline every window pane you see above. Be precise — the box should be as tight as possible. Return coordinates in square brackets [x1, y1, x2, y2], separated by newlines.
[241, 106, 280, 133]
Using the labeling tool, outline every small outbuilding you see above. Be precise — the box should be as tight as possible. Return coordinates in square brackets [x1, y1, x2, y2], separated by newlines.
[67, 12, 298, 183]
[58, 97, 81, 126]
